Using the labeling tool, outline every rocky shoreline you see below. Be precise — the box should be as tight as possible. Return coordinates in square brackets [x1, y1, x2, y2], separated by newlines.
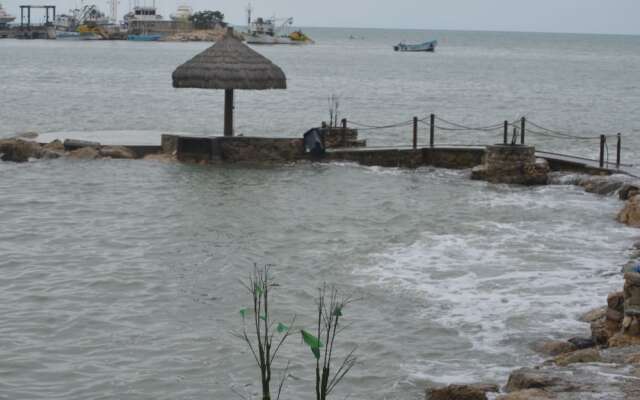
[427, 174, 640, 400]
[0, 137, 175, 163]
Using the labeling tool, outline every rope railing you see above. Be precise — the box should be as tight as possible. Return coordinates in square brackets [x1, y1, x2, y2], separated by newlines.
[338, 113, 629, 170]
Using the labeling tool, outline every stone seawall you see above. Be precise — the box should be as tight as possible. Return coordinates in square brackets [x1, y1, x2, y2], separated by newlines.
[163, 135, 306, 164]
[326, 147, 485, 169]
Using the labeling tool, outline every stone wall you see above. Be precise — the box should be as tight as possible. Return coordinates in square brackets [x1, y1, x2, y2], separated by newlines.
[325, 147, 484, 169]
[423, 148, 485, 169]
[471, 145, 549, 185]
[217, 137, 304, 163]
[323, 128, 366, 149]
[169, 135, 305, 164]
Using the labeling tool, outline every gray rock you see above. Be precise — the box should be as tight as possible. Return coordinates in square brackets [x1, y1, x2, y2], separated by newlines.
[533, 340, 578, 356]
[567, 337, 595, 350]
[619, 184, 640, 201]
[99, 146, 136, 159]
[426, 383, 498, 400]
[506, 368, 569, 392]
[0, 139, 42, 162]
[554, 348, 601, 366]
[68, 147, 100, 160]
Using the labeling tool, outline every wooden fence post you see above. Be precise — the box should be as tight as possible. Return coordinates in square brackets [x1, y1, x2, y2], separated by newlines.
[504, 121, 508, 144]
[413, 117, 418, 149]
[520, 117, 526, 145]
[616, 133, 621, 169]
[599, 135, 606, 168]
[430, 114, 435, 147]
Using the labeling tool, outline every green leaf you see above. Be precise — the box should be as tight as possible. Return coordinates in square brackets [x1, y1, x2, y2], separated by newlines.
[255, 284, 263, 297]
[239, 308, 248, 318]
[333, 305, 343, 317]
[277, 323, 289, 333]
[301, 330, 324, 359]
[259, 315, 267, 321]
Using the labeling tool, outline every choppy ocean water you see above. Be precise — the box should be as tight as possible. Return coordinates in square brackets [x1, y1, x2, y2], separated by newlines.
[1, 28, 639, 399]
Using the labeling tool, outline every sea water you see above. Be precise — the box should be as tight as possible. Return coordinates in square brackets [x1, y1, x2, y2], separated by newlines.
[1, 29, 639, 399]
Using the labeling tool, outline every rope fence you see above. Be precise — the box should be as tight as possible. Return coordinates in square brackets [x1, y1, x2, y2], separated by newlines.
[339, 114, 630, 170]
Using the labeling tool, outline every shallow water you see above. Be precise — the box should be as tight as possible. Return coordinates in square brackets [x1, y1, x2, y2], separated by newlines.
[1, 28, 640, 399]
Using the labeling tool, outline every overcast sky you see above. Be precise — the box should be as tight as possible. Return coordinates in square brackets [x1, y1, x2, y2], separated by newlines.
[3, 0, 639, 35]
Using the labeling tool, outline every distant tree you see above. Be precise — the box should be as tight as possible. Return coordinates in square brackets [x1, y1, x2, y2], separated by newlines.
[190, 10, 226, 29]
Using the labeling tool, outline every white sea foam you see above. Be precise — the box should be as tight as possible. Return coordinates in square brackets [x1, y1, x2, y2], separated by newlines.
[350, 185, 635, 385]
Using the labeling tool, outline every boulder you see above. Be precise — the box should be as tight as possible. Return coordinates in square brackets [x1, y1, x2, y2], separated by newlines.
[567, 337, 596, 350]
[581, 177, 626, 196]
[43, 139, 65, 152]
[496, 389, 552, 400]
[505, 368, 565, 392]
[99, 146, 136, 159]
[426, 383, 498, 400]
[609, 332, 640, 347]
[608, 291, 625, 311]
[0, 139, 42, 162]
[579, 307, 606, 323]
[607, 308, 624, 322]
[68, 146, 100, 160]
[40, 149, 64, 159]
[618, 195, 640, 228]
[591, 316, 621, 345]
[619, 184, 640, 201]
[533, 340, 577, 356]
[554, 348, 601, 366]
[625, 353, 640, 364]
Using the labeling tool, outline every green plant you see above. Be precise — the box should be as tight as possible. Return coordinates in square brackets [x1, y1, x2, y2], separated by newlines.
[236, 264, 294, 400]
[301, 284, 357, 400]
[190, 10, 226, 29]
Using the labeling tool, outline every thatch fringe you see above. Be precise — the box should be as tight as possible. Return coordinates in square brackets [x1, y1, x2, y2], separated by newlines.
[172, 31, 287, 90]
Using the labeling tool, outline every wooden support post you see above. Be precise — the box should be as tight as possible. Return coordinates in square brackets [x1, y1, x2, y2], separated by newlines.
[430, 114, 435, 147]
[341, 118, 347, 129]
[504, 121, 508, 144]
[520, 117, 526, 145]
[413, 117, 418, 149]
[224, 89, 234, 137]
[616, 133, 621, 170]
[599, 134, 606, 168]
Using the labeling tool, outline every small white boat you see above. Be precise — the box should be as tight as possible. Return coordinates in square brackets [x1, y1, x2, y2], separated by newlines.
[394, 40, 437, 52]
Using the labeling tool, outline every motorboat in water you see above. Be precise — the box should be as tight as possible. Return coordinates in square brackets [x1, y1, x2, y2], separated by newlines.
[394, 40, 437, 52]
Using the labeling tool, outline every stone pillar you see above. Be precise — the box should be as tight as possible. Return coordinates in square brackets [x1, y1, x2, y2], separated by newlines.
[623, 272, 640, 336]
[471, 144, 549, 185]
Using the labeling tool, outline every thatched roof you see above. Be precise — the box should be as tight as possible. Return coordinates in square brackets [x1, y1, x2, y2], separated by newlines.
[172, 29, 287, 90]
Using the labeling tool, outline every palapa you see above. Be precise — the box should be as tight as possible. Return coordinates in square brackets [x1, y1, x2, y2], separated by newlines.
[172, 27, 287, 136]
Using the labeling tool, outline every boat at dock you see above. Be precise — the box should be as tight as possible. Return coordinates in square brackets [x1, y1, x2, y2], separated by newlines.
[394, 40, 437, 52]
[0, 3, 16, 26]
[245, 4, 313, 45]
[128, 33, 161, 41]
[55, 31, 80, 39]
